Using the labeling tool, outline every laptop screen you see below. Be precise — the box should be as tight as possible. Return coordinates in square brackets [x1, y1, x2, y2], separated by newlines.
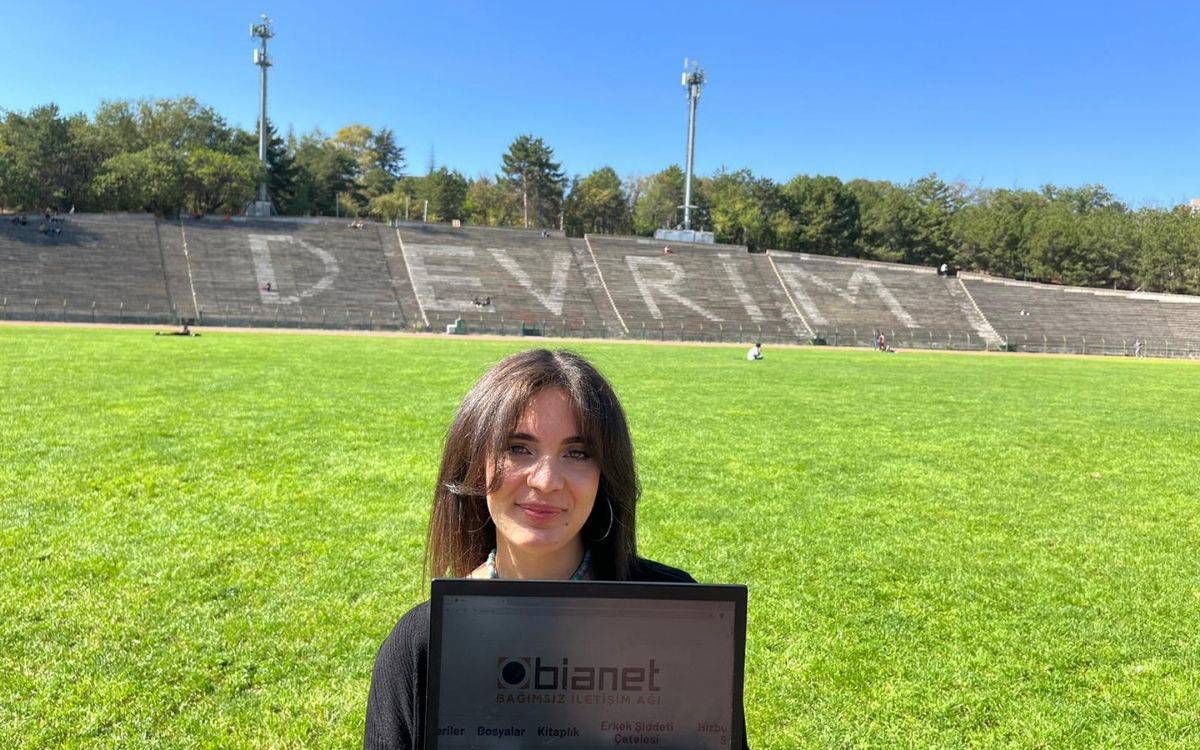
[426, 580, 746, 749]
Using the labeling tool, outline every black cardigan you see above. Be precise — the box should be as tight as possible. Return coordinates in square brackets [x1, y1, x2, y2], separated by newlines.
[364, 558, 750, 749]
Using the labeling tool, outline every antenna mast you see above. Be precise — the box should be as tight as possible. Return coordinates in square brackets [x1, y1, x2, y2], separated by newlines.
[249, 13, 275, 216]
[681, 59, 705, 231]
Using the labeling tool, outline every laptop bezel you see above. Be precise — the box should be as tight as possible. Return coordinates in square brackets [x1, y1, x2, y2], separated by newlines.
[424, 578, 747, 749]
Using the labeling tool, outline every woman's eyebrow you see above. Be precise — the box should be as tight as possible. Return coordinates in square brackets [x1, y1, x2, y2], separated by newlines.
[509, 432, 586, 444]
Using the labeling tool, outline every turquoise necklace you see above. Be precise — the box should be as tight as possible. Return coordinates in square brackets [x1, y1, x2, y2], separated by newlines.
[484, 548, 592, 580]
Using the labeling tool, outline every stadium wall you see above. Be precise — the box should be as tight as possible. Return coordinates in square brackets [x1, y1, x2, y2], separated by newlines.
[2, 215, 1199, 359]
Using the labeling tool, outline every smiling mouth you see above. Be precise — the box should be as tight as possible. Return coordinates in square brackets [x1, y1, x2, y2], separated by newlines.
[518, 504, 565, 521]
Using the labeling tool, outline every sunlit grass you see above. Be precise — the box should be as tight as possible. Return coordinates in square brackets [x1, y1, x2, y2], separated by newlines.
[1, 326, 1197, 748]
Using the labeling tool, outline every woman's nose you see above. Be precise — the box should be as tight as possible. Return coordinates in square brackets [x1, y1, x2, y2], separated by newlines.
[526, 454, 564, 492]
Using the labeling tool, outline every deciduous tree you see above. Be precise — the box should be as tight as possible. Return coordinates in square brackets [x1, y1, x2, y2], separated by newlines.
[702, 168, 781, 250]
[291, 130, 358, 215]
[778, 175, 860, 255]
[185, 149, 261, 214]
[421, 167, 469, 223]
[94, 145, 187, 215]
[0, 105, 91, 210]
[632, 165, 685, 235]
[564, 167, 629, 236]
[463, 175, 517, 227]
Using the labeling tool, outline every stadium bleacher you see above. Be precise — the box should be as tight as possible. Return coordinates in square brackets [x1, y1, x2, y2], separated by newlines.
[583, 235, 804, 342]
[961, 272, 1200, 356]
[395, 223, 611, 337]
[766, 252, 999, 349]
[2, 214, 1198, 358]
[0, 213, 174, 324]
[165, 217, 411, 329]
[376, 223, 433, 328]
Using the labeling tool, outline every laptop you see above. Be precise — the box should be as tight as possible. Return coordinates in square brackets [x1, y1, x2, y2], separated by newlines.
[425, 578, 746, 749]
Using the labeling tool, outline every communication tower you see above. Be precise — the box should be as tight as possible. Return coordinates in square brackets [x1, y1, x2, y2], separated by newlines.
[248, 14, 275, 217]
[681, 59, 705, 231]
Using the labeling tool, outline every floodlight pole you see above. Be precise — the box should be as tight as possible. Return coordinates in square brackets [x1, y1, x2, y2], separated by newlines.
[681, 60, 705, 231]
[249, 14, 275, 216]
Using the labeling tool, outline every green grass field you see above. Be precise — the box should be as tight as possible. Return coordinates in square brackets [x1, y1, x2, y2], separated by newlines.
[1, 325, 1197, 749]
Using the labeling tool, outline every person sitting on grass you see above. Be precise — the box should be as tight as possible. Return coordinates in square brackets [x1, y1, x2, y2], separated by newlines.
[364, 349, 751, 749]
[155, 320, 199, 337]
[746, 342, 763, 361]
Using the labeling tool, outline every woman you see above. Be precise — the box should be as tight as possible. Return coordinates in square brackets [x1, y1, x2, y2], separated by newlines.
[364, 348, 745, 748]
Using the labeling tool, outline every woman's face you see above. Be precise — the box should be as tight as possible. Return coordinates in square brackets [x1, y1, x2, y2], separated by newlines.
[486, 388, 600, 559]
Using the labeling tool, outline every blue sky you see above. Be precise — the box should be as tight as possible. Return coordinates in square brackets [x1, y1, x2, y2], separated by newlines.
[3, 1, 1199, 206]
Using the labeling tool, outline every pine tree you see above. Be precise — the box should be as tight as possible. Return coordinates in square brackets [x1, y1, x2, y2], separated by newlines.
[500, 134, 566, 228]
[262, 120, 296, 211]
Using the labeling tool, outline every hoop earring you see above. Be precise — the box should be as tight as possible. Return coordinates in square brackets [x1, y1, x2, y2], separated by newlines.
[586, 497, 614, 543]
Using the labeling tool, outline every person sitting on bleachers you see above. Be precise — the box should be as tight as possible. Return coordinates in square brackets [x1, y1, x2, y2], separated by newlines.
[261, 282, 273, 292]
[662, 246, 674, 255]
[471, 295, 491, 308]
[746, 342, 763, 361]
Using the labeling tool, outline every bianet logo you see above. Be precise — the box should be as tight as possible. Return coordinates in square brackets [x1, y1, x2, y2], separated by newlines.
[497, 657, 531, 689]
[496, 656, 661, 692]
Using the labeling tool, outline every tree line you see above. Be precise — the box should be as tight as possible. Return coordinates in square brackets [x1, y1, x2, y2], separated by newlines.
[1, 97, 1197, 295]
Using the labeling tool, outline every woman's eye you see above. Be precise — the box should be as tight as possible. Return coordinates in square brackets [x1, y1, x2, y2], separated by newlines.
[566, 449, 591, 460]
[507, 444, 531, 456]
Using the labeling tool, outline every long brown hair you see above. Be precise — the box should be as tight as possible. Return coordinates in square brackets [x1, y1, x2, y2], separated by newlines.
[426, 349, 640, 581]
